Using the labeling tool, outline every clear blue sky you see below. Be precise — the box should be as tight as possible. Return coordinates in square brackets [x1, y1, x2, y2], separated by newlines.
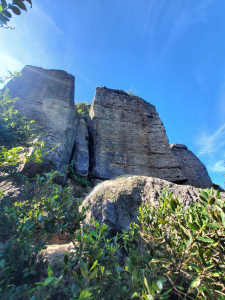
[0, 0, 225, 187]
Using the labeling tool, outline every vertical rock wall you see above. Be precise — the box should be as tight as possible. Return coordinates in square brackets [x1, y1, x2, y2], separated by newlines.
[5, 65, 77, 176]
[88, 87, 187, 183]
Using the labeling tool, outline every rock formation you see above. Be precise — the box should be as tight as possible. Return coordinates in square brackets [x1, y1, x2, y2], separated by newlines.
[170, 143, 212, 188]
[88, 87, 187, 183]
[80, 175, 225, 233]
[72, 118, 89, 176]
[4, 65, 77, 177]
[2, 66, 214, 188]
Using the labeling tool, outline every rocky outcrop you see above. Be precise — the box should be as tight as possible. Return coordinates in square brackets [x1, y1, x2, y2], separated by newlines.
[80, 175, 225, 232]
[72, 118, 89, 176]
[5, 65, 77, 177]
[170, 144, 212, 188]
[88, 87, 187, 183]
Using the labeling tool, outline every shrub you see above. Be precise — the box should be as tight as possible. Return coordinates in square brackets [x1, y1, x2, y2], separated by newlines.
[39, 187, 225, 300]
[126, 87, 140, 97]
[75, 101, 91, 120]
[0, 170, 88, 299]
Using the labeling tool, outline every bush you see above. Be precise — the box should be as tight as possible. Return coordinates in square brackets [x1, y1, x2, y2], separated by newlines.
[0, 170, 88, 300]
[39, 187, 225, 300]
[75, 101, 91, 120]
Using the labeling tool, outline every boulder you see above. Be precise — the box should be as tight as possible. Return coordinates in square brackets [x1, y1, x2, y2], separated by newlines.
[80, 175, 225, 232]
[88, 87, 187, 183]
[34, 243, 76, 299]
[72, 118, 89, 176]
[170, 143, 212, 188]
[4, 65, 77, 177]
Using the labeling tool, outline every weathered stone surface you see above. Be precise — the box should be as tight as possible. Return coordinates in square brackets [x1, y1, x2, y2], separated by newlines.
[88, 87, 187, 183]
[4, 65, 77, 177]
[80, 175, 225, 232]
[72, 118, 89, 176]
[170, 144, 212, 188]
[34, 243, 76, 299]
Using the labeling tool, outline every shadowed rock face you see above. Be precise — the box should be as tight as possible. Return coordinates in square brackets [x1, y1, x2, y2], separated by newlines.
[5, 65, 77, 176]
[88, 87, 187, 183]
[170, 144, 213, 188]
[72, 118, 89, 176]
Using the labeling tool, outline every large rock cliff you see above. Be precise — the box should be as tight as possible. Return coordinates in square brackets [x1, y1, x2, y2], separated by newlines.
[2, 66, 214, 188]
[88, 87, 187, 183]
[4, 65, 77, 176]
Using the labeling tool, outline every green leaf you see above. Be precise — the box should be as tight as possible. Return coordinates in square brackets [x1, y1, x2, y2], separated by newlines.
[198, 237, 214, 243]
[80, 266, 89, 278]
[90, 231, 98, 238]
[43, 276, 55, 286]
[170, 199, 177, 209]
[90, 260, 98, 271]
[209, 197, 216, 205]
[158, 219, 167, 224]
[191, 278, 201, 288]
[79, 290, 92, 298]
[180, 224, 192, 238]
[0, 259, 5, 268]
[200, 190, 209, 200]
[3, 10, 12, 18]
[0, 5, 3, 13]
[10, 5, 21, 15]
[16, 0, 27, 11]
[1, 0, 7, 9]
[176, 285, 184, 290]
[132, 292, 140, 298]
[89, 267, 98, 279]
[47, 265, 53, 277]
[26, 0, 32, 7]
[188, 222, 199, 231]
[205, 223, 220, 229]
[101, 266, 105, 275]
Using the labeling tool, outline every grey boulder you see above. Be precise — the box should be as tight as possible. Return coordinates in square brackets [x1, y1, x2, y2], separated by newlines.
[80, 175, 225, 233]
[170, 143, 213, 188]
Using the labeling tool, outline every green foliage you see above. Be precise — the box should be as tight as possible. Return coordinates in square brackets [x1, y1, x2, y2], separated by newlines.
[76, 100, 91, 120]
[0, 169, 88, 299]
[38, 187, 225, 300]
[0, 0, 32, 29]
[126, 87, 140, 96]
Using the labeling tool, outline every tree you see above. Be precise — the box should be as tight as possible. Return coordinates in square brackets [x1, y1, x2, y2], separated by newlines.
[0, 0, 32, 29]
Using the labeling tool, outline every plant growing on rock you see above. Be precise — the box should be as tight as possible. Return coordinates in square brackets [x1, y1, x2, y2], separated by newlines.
[75, 100, 91, 120]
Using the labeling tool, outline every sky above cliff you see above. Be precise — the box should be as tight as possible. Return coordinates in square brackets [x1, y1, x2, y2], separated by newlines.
[0, 0, 225, 188]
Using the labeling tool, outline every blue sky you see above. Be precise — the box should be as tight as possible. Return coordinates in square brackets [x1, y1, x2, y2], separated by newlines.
[0, 0, 225, 187]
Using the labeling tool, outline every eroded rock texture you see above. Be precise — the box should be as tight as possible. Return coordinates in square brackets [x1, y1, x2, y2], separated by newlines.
[80, 175, 225, 232]
[5, 65, 77, 176]
[170, 144, 212, 188]
[89, 87, 187, 183]
[72, 118, 89, 176]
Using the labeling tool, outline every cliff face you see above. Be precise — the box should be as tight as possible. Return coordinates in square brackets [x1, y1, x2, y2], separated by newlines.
[88, 87, 187, 183]
[3, 66, 213, 188]
[5, 65, 77, 176]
